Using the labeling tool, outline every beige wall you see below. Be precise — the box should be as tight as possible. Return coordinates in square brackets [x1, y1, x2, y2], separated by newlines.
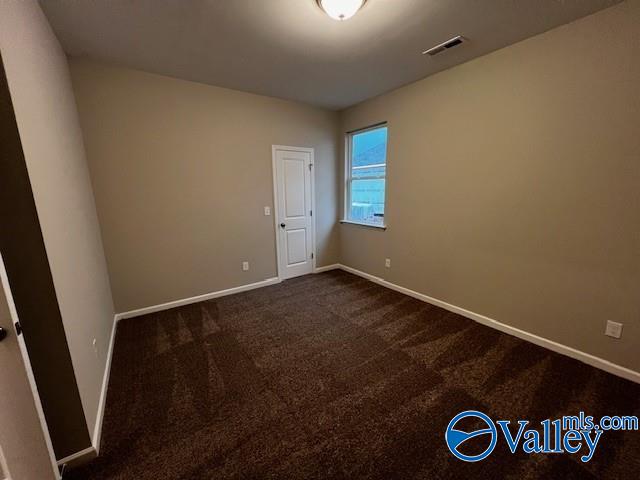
[339, 1, 640, 371]
[70, 60, 340, 312]
[0, 0, 115, 448]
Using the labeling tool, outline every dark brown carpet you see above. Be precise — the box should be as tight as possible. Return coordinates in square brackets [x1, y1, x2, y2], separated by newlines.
[66, 271, 640, 479]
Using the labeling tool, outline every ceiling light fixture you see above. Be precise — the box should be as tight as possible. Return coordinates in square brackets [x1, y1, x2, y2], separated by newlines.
[317, 0, 367, 21]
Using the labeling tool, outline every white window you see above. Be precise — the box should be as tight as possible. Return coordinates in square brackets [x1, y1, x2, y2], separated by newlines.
[345, 123, 388, 227]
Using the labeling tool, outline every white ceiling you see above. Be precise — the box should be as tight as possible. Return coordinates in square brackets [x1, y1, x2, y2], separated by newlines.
[40, 0, 621, 110]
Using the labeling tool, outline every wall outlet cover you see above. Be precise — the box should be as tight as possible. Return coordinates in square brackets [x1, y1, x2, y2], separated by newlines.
[242, 261, 250, 271]
[605, 320, 623, 339]
[385, 258, 391, 268]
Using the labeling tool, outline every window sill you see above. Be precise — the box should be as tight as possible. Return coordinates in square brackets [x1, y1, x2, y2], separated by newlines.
[340, 220, 387, 230]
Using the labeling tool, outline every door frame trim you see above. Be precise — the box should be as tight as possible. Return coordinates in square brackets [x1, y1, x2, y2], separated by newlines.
[271, 145, 317, 281]
[0, 253, 61, 479]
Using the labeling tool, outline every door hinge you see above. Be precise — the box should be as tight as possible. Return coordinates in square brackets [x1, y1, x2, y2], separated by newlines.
[310, 210, 313, 217]
[311, 253, 314, 259]
[15, 321, 22, 336]
[309, 163, 313, 171]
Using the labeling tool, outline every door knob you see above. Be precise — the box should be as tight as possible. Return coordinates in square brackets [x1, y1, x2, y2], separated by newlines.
[280, 223, 286, 228]
[0, 327, 7, 342]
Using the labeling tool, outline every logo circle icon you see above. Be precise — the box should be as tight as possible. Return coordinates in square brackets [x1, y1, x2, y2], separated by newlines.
[445, 410, 497, 462]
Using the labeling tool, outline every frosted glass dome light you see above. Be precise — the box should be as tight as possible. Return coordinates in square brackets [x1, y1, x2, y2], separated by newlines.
[317, 0, 367, 21]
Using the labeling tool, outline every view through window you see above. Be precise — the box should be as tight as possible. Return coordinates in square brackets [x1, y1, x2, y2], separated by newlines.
[346, 124, 388, 226]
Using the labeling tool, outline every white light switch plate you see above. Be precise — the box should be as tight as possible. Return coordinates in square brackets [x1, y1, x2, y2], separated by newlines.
[264, 206, 271, 216]
[242, 261, 250, 271]
[605, 320, 623, 339]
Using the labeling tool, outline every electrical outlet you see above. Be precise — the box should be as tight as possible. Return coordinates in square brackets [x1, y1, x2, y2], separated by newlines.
[242, 261, 250, 271]
[385, 258, 391, 268]
[605, 321, 623, 339]
[264, 206, 271, 216]
[92, 338, 98, 356]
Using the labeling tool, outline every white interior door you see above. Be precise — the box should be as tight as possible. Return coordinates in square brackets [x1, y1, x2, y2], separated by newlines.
[274, 147, 314, 280]
[0, 254, 59, 480]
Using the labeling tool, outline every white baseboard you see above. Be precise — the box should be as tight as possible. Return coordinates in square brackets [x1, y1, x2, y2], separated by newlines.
[115, 268, 341, 323]
[92, 314, 117, 455]
[57, 261, 638, 472]
[314, 263, 341, 273]
[83, 276, 280, 462]
[86, 263, 638, 469]
[57, 446, 96, 468]
[114, 277, 281, 321]
[63, 314, 116, 468]
[338, 264, 640, 384]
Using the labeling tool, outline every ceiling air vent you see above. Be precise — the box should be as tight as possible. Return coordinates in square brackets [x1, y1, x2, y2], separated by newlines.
[422, 35, 466, 57]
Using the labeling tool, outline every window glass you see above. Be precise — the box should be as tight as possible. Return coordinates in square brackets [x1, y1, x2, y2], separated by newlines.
[347, 125, 387, 226]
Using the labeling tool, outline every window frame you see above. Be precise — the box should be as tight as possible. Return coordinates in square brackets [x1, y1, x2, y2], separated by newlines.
[343, 122, 388, 229]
